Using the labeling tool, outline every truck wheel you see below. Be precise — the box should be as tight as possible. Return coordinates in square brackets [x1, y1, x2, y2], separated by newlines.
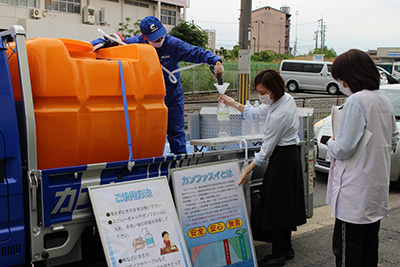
[327, 84, 339, 95]
[287, 81, 299, 92]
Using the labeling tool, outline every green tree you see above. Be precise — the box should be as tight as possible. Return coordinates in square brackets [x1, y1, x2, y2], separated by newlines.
[118, 17, 141, 39]
[251, 49, 291, 62]
[169, 21, 209, 49]
[308, 46, 337, 59]
[231, 45, 239, 59]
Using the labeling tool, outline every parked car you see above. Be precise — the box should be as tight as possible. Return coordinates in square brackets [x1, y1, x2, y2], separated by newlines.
[314, 84, 400, 183]
[279, 60, 340, 94]
[377, 66, 400, 84]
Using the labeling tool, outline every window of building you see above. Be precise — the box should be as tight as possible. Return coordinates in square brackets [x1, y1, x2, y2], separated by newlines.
[44, 0, 81, 13]
[124, 0, 149, 8]
[0, 0, 35, 8]
[161, 9, 176, 26]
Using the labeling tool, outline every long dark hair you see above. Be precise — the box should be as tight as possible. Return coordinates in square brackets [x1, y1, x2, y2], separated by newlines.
[331, 49, 379, 93]
[254, 69, 285, 101]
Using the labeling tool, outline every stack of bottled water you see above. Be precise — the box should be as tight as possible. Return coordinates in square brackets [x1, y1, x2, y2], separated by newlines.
[241, 100, 264, 136]
[252, 100, 260, 135]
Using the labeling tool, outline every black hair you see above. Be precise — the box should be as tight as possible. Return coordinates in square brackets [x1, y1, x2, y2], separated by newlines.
[254, 69, 285, 101]
[161, 231, 169, 237]
[331, 49, 380, 93]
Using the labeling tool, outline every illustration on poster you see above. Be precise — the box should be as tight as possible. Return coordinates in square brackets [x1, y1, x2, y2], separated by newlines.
[142, 228, 155, 248]
[161, 231, 179, 255]
[132, 236, 146, 252]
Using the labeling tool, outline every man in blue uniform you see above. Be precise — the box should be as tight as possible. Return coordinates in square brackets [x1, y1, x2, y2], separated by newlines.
[92, 16, 224, 154]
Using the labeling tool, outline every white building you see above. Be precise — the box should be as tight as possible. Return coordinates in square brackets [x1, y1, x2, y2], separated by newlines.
[203, 29, 216, 51]
[0, 0, 188, 41]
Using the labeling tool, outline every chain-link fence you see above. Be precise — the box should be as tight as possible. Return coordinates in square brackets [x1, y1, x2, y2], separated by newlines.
[180, 62, 280, 95]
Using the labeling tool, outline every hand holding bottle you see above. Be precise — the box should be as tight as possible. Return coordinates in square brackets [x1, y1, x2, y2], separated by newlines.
[219, 94, 237, 107]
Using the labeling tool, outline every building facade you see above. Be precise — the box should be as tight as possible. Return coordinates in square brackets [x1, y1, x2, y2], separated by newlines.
[251, 6, 291, 55]
[377, 47, 400, 62]
[0, 0, 188, 41]
[203, 29, 216, 51]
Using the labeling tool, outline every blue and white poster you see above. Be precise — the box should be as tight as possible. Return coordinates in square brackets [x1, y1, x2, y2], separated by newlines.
[171, 161, 257, 267]
[88, 177, 191, 267]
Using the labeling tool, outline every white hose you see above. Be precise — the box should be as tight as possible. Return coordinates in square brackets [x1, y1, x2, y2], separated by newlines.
[162, 63, 207, 84]
[97, 28, 126, 46]
[240, 138, 248, 162]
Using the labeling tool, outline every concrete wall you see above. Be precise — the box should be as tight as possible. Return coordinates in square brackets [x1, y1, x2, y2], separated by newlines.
[251, 6, 289, 55]
[0, 0, 185, 42]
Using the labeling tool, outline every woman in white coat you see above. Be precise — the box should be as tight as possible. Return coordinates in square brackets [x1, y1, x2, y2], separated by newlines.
[325, 49, 398, 266]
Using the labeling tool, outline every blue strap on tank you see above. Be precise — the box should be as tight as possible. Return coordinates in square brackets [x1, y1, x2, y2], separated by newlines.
[118, 61, 134, 169]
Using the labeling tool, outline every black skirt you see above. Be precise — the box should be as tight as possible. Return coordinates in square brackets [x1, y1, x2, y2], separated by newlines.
[255, 145, 306, 232]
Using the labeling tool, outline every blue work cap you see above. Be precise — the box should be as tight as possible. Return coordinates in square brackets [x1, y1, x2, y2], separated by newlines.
[140, 16, 167, 42]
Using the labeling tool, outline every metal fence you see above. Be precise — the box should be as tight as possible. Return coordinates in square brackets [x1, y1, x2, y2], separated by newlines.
[296, 98, 346, 122]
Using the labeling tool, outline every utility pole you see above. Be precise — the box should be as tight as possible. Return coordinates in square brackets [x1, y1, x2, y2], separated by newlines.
[294, 10, 299, 56]
[319, 17, 324, 50]
[238, 0, 252, 104]
[322, 24, 326, 49]
[314, 30, 319, 50]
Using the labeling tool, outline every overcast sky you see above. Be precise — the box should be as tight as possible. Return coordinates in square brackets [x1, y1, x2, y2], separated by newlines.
[186, 0, 400, 55]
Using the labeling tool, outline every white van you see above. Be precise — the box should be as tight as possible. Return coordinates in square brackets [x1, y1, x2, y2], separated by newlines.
[279, 60, 340, 94]
[376, 62, 400, 79]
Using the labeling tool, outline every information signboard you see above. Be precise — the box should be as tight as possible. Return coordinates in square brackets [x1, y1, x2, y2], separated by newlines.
[171, 161, 257, 267]
[88, 177, 191, 267]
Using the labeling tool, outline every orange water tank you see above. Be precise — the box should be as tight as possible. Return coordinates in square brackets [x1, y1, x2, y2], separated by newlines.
[7, 38, 167, 169]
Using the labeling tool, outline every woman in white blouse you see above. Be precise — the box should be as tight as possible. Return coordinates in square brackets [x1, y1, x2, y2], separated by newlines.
[325, 49, 398, 267]
[220, 69, 306, 267]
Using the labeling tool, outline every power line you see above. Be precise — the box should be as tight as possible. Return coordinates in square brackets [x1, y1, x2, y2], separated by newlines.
[296, 20, 320, 27]
[194, 20, 239, 25]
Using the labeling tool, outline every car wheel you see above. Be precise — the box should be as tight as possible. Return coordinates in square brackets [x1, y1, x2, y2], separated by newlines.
[287, 81, 299, 92]
[327, 84, 339, 95]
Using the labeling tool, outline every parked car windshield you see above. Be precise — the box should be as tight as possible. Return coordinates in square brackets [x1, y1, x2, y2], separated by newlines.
[380, 89, 400, 120]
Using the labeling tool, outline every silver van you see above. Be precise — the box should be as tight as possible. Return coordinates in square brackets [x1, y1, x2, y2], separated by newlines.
[279, 60, 340, 94]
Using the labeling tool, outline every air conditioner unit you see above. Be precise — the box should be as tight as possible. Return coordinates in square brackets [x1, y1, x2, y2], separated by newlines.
[99, 8, 108, 25]
[31, 8, 43, 19]
[83, 6, 95, 24]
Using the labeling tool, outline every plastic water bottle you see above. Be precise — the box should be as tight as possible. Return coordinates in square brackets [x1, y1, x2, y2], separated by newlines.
[259, 114, 265, 135]
[242, 100, 252, 136]
[217, 100, 230, 138]
[252, 100, 260, 135]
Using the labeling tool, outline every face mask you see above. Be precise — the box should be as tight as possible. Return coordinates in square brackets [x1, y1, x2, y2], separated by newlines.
[339, 80, 352, 96]
[259, 93, 273, 105]
[149, 36, 165, 48]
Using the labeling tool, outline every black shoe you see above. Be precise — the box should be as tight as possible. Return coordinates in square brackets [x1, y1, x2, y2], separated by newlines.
[284, 249, 295, 260]
[259, 255, 285, 266]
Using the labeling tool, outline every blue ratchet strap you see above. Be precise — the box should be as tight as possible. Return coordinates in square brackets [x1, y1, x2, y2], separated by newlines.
[118, 60, 134, 170]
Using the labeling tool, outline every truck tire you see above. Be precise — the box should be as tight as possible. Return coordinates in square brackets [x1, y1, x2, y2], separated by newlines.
[327, 83, 339, 95]
[287, 81, 299, 92]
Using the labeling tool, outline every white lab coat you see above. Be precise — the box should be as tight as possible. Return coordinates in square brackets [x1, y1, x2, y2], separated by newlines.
[327, 89, 398, 224]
